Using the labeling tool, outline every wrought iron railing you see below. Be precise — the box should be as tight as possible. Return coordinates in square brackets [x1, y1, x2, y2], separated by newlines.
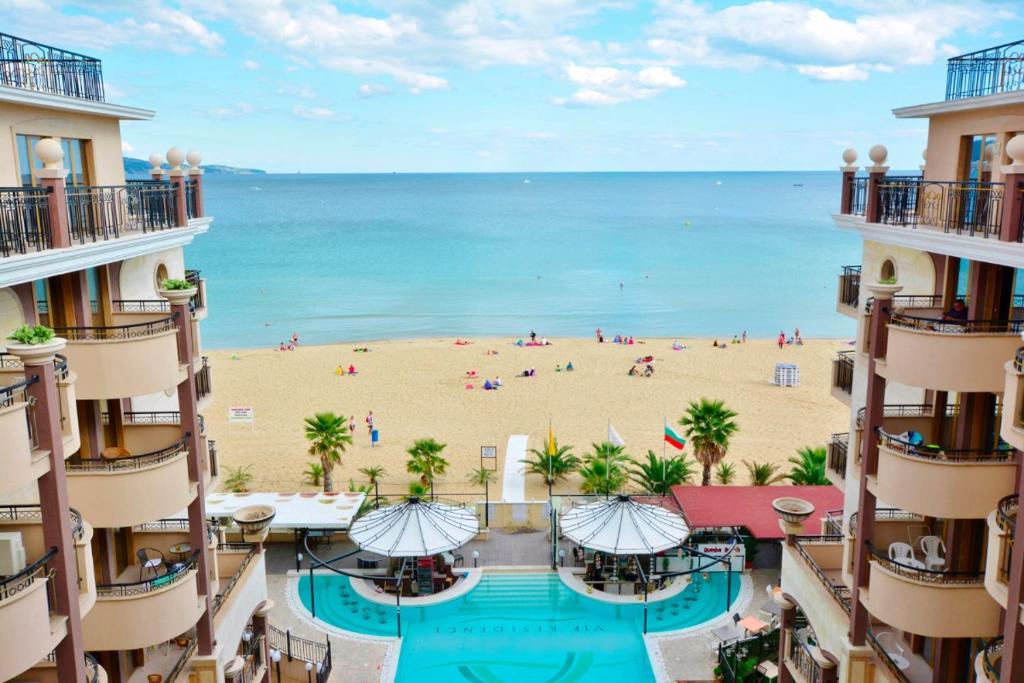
[854, 402, 960, 429]
[85, 652, 101, 683]
[827, 433, 848, 478]
[112, 299, 171, 313]
[0, 186, 52, 257]
[185, 180, 199, 219]
[847, 509, 925, 540]
[838, 265, 860, 308]
[196, 356, 212, 400]
[133, 517, 220, 543]
[822, 509, 844, 536]
[845, 176, 867, 216]
[0, 504, 83, 541]
[66, 433, 189, 472]
[54, 311, 179, 340]
[787, 626, 826, 683]
[946, 39, 1024, 100]
[0, 373, 39, 448]
[878, 428, 1014, 463]
[0, 546, 56, 602]
[794, 536, 851, 614]
[831, 350, 854, 395]
[865, 294, 945, 314]
[166, 636, 198, 683]
[983, 636, 1004, 681]
[0, 33, 104, 101]
[212, 543, 259, 616]
[877, 177, 1005, 237]
[998, 494, 1017, 583]
[889, 312, 1024, 335]
[866, 630, 911, 683]
[65, 182, 178, 243]
[1015, 347, 1024, 373]
[96, 550, 198, 597]
[233, 632, 267, 683]
[101, 410, 187, 425]
[867, 542, 984, 584]
[186, 269, 205, 310]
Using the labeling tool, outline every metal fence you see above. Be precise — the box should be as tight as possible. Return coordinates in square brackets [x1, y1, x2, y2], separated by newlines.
[946, 39, 1024, 100]
[267, 624, 332, 683]
[877, 177, 1005, 237]
[827, 433, 848, 479]
[831, 350, 854, 395]
[0, 186, 51, 257]
[838, 265, 860, 308]
[66, 182, 178, 243]
[0, 32, 104, 101]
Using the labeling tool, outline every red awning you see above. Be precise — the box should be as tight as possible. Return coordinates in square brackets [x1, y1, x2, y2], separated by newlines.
[669, 485, 844, 539]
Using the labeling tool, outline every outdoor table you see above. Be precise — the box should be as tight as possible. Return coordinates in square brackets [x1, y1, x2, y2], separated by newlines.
[738, 616, 769, 634]
[756, 661, 779, 679]
[711, 624, 743, 642]
[168, 542, 192, 561]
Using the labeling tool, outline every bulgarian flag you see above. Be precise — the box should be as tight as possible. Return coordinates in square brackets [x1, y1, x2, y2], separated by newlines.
[664, 424, 686, 451]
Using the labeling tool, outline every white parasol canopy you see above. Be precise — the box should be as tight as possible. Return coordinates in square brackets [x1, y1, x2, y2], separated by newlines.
[560, 495, 690, 555]
[348, 497, 479, 557]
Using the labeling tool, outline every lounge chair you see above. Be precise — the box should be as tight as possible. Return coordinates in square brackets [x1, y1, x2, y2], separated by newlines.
[136, 547, 164, 580]
[918, 535, 946, 571]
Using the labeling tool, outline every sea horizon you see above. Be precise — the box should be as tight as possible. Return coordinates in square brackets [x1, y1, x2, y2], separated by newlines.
[190, 170, 862, 349]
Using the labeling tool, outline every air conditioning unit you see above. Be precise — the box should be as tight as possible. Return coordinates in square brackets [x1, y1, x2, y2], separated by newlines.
[0, 532, 27, 576]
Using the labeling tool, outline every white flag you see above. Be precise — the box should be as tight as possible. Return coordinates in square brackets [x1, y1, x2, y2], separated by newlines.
[607, 423, 625, 447]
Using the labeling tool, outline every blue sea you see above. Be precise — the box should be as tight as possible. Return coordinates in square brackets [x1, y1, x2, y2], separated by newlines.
[189, 172, 860, 349]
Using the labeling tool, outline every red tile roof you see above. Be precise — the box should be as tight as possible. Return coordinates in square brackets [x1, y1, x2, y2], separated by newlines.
[669, 485, 844, 539]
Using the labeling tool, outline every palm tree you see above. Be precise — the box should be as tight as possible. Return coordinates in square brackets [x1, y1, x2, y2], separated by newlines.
[303, 412, 352, 493]
[304, 462, 324, 487]
[678, 398, 739, 486]
[744, 460, 787, 486]
[522, 438, 580, 489]
[578, 458, 629, 495]
[788, 446, 830, 485]
[631, 450, 695, 495]
[359, 465, 386, 506]
[406, 438, 449, 495]
[407, 481, 429, 498]
[468, 467, 495, 487]
[348, 479, 377, 516]
[715, 462, 737, 485]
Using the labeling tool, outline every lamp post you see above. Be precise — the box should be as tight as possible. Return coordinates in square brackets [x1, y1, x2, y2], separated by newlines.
[270, 649, 282, 682]
[472, 550, 479, 568]
[305, 661, 313, 683]
[558, 549, 565, 567]
[481, 446, 497, 528]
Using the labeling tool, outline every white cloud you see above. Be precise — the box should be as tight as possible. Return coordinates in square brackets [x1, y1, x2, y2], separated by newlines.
[553, 62, 686, 107]
[209, 102, 257, 116]
[292, 105, 338, 120]
[796, 64, 870, 81]
[121, 140, 134, 154]
[357, 83, 394, 98]
[242, 59, 260, 70]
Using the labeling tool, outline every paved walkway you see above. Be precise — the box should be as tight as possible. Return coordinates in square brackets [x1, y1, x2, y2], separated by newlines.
[500, 434, 528, 502]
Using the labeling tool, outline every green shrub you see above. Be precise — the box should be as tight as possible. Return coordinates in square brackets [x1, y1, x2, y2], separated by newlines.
[161, 278, 193, 291]
[7, 324, 56, 345]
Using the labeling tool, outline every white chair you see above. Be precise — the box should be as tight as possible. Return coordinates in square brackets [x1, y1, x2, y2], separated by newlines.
[888, 542, 915, 562]
[918, 535, 946, 571]
[876, 631, 910, 671]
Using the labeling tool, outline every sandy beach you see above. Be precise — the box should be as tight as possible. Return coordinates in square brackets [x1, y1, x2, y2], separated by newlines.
[205, 337, 851, 499]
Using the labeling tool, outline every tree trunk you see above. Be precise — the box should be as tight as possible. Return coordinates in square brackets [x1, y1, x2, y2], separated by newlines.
[323, 458, 334, 492]
[702, 464, 711, 486]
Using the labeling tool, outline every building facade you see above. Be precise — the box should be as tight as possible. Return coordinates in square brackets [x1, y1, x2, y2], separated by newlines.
[777, 40, 1024, 682]
[0, 33, 272, 683]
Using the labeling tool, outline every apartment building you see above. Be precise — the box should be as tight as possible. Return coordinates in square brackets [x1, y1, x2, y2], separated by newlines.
[0, 33, 271, 683]
[775, 40, 1024, 683]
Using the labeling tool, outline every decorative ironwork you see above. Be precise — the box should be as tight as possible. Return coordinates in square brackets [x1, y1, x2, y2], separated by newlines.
[0, 546, 56, 602]
[1015, 347, 1024, 373]
[787, 625, 826, 683]
[946, 39, 1024, 100]
[112, 299, 171, 313]
[101, 410, 182, 425]
[847, 509, 924, 540]
[0, 33, 104, 101]
[866, 630, 911, 683]
[54, 311, 179, 341]
[998, 495, 1018, 537]
[185, 180, 199, 219]
[0, 504, 83, 540]
[96, 550, 198, 597]
[186, 269, 205, 310]
[983, 636, 1004, 681]
[794, 536, 851, 614]
[831, 350, 854, 395]
[65, 182, 178, 244]
[867, 541, 985, 584]
[855, 402, 955, 428]
[889, 311, 1024, 335]
[827, 433, 848, 478]
[166, 635, 198, 683]
[211, 543, 258, 616]
[865, 294, 945, 314]
[0, 186, 52, 257]
[878, 428, 1014, 463]
[876, 177, 1004, 237]
[845, 176, 867, 216]
[267, 624, 332, 682]
[838, 266, 860, 308]
[195, 356, 212, 400]
[66, 433, 189, 472]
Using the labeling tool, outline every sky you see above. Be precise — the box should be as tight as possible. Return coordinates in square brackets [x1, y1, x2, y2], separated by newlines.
[2, 0, 1022, 173]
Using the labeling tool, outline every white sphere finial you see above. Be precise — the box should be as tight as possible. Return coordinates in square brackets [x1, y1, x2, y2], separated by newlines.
[1007, 134, 1024, 165]
[842, 148, 858, 165]
[186, 150, 202, 168]
[868, 144, 888, 166]
[35, 138, 64, 169]
[166, 147, 185, 170]
[148, 153, 164, 171]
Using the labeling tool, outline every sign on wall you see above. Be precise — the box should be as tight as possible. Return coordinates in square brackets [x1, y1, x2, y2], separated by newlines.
[228, 406, 254, 423]
[694, 543, 746, 572]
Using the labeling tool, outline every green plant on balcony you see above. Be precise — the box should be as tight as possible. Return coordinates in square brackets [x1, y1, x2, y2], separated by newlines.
[878, 276, 897, 285]
[224, 464, 254, 493]
[161, 278, 193, 291]
[7, 324, 55, 345]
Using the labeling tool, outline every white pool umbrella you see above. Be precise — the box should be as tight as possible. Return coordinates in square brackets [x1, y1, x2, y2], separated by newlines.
[560, 495, 690, 555]
[348, 497, 479, 557]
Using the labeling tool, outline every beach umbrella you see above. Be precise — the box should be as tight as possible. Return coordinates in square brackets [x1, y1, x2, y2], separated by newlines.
[348, 497, 479, 557]
[560, 495, 690, 555]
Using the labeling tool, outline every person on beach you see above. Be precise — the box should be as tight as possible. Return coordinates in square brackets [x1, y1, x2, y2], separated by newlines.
[555, 364, 562, 372]
[287, 341, 296, 351]
[566, 361, 574, 371]
[291, 332, 299, 345]
[348, 364, 356, 375]
[483, 379, 494, 390]
[794, 328, 801, 344]
[530, 367, 536, 377]
[349, 416, 356, 434]
[278, 342, 287, 351]
[530, 330, 537, 343]
[778, 331, 785, 349]
[365, 411, 375, 434]
[495, 376, 502, 387]
[741, 330, 747, 343]
[595, 328, 603, 342]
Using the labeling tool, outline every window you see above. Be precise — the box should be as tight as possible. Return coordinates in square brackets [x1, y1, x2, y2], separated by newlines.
[962, 134, 996, 181]
[15, 134, 90, 186]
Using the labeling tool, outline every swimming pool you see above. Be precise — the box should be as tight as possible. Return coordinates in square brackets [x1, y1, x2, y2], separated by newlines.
[297, 571, 740, 682]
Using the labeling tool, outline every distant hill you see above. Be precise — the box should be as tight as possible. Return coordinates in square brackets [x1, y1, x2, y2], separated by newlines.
[124, 157, 265, 178]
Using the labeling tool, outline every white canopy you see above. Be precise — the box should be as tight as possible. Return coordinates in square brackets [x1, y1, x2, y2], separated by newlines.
[348, 497, 479, 557]
[560, 495, 690, 555]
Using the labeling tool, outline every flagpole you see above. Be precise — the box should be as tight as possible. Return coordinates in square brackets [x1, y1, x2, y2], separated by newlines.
[662, 416, 667, 496]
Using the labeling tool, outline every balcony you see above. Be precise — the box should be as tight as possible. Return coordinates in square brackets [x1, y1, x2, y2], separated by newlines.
[65, 435, 196, 528]
[836, 265, 860, 317]
[867, 628, 932, 683]
[792, 536, 850, 614]
[185, 269, 207, 319]
[54, 313, 181, 400]
[945, 39, 1024, 100]
[976, 637, 1003, 682]
[852, 403, 960, 466]
[11, 653, 107, 683]
[877, 311, 1022, 392]
[985, 494, 1016, 609]
[844, 508, 931, 587]
[869, 430, 1016, 519]
[830, 351, 854, 404]
[826, 433, 848, 482]
[0, 353, 79, 495]
[195, 356, 212, 407]
[0, 32, 104, 101]
[213, 544, 268, 665]
[783, 619, 836, 683]
[1001, 348, 1024, 450]
[82, 553, 205, 652]
[860, 542, 1000, 638]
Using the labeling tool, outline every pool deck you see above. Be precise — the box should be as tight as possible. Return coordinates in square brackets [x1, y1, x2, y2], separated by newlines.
[263, 530, 779, 683]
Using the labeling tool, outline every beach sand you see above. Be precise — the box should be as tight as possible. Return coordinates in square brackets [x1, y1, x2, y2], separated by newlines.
[205, 337, 851, 499]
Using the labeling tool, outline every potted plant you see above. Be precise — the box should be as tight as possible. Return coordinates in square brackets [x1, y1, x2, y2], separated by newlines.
[158, 277, 197, 306]
[232, 504, 276, 541]
[5, 324, 66, 364]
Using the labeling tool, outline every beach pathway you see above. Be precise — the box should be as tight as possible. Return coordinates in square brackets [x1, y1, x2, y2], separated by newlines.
[501, 435, 529, 502]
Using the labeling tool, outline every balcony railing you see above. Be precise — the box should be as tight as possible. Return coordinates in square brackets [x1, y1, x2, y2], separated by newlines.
[232, 631, 267, 683]
[847, 508, 925, 539]
[0, 504, 83, 541]
[208, 438, 218, 477]
[794, 535, 851, 614]
[878, 428, 1014, 464]
[864, 294, 944, 314]
[889, 312, 1024, 335]
[866, 630, 911, 683]
[868, 541, 984, 584]
[0, 186, 52, 257]
[96, 550, 197, 598]
[0, 33, 104, 101]
[195, 356, 211, 401]
[983, 636, 1004, 682]
[1015, 346, 1024, 373]
[831, 350, 854, 395]
[846, 176, 867, 216]
[946, 39, 1024, 100]
[0, 372, 40, 448]
[787, 625, 826, 683]
[101, 410, 183, 425]
[877, 177, 1006, 238]
[827, 433, 848, 478]
[112, 299, 171, 314]
[997, 494, 1017, 583]
[838, 265, 860, 308]
[0, 546, 56, 602]
[212, 543, 258, 616]
[134, 517, 220, 544]
[185, 180, 199, 219]
[267, 625, 332, 682]
[54, 311, 179, 341]
[66, 433, 189, 472]
[66, 183, 178, 243]
[185, 269, 205, 310]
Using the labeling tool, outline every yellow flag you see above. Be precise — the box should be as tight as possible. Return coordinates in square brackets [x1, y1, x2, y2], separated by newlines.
[547, 422, 555, 456]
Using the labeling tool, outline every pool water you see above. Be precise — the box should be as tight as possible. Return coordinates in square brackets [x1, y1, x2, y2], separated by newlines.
[298, 572, 740, 682]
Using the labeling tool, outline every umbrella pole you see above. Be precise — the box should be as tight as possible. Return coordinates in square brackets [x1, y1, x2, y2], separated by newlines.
[726, 559, 733, 613]
[643, 574, 649, 634]
[309, 562, 316, 618]
[396, 588, 402, 637]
